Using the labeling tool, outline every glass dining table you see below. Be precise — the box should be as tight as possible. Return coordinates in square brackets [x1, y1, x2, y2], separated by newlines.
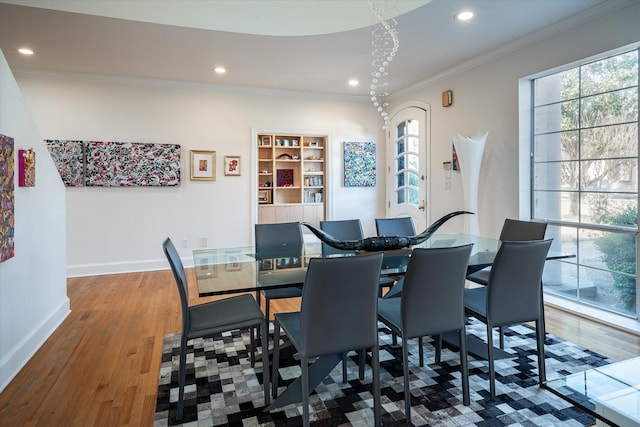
[192, 232, 573, 411]
[193, 233, 508, 297]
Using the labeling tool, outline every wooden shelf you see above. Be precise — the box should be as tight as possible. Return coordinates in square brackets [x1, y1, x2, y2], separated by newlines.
[257, 133, 326, 226]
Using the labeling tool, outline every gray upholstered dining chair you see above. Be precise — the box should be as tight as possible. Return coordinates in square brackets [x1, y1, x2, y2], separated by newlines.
[466, 218, 547, 349]
[377, 244, 473, 421]
[320, 219, 396, 295]
[375, 216, 416, 237]
[271, 252, 384, 427]
[466, 218, 548, 286]
[163, 238, 269, 421]
[255, 222, 304, 328]
[463, 239, 552, 400]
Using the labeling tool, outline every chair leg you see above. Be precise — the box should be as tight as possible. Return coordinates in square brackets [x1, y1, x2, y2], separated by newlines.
[372, 344, 381, 427]
[402, 338, 412, 421]
[302, 357, 310, 427]
[359, 349, 365, 380]
[418, 336, 424, 367]
[535, 318, 547, 384]
[271, 320, 281, 398]
[487, 324, 496, 400]
[458, 327, 470, 405]
[498, 326, 505, 350]
[434, 334, 442, 364]
[261, 320, 270, 406]
[342, 352, 348, 383]
[256, 291, 262, 340]
[249, 326, 256, 367]
[177, 335, 188, 421]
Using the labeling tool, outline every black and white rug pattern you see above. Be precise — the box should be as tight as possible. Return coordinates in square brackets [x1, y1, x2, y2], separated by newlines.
[154, 320, 608, 426]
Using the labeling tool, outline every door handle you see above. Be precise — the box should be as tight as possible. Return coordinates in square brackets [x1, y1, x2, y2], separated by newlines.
[418, 201, 425, 211]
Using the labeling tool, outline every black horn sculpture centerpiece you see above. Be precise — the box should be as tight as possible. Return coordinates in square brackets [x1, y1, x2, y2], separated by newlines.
[302, 210, 473, 252]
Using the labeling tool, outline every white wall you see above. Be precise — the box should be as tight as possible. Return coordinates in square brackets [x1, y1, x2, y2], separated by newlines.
[390, 1, 640, 239]
[0, 50, 69, 392]
[13, 74, 386, 275]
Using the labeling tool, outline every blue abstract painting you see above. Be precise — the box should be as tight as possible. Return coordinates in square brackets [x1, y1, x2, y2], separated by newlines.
[343, 141, 376, 187]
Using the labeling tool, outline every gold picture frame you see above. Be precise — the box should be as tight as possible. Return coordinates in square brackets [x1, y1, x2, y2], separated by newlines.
[224, 155, 241, 176]
[190, 150, 216, 181]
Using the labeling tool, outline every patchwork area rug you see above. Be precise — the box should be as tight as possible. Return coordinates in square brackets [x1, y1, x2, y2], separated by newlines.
[154, 320, 609, 426]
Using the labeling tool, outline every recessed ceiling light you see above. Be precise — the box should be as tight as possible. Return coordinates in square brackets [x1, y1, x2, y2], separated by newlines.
[18, 48, 34, 55]
[348, 79, 359, 87]
[455, 10, 474, 21]
[213, 66, 226, 74]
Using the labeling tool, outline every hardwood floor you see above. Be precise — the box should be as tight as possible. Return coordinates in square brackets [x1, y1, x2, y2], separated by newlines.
[0, 269, 638, 426]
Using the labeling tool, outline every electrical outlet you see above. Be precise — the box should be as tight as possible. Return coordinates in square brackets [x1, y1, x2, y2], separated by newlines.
[199, 237, 208, 247]
[181, 239, 188, 248]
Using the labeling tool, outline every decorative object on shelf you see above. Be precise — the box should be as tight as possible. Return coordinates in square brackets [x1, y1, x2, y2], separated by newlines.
[224, 155, 241, 176]
[277, 169, 294, 187]
[260, 135, 272, 146]
[292, 139, 299, 147]
[18, 148, 35, 187]
[0, 133, 15, 262]
[308, 141, 319, 147]
[370, 0, 399, 129]
[190, 150, 216, 181]
[344, 141, 376, 187]
[452, 131, 488, 235]
[292, 154, 300, 160]
[303, 211, 472, 252]
[258, 189, 271, 204]
[277, 153, 292, 160]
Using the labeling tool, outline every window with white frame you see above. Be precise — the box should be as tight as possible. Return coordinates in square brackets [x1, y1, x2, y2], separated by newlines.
[532, 48, 638, 318]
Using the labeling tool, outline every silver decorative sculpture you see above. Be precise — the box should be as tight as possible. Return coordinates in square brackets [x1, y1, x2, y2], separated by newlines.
[302, 211, 473, 252]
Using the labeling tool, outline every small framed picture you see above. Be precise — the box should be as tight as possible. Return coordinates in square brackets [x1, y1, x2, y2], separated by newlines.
[190, 150, 216, 181]
[258, 189, 271, 204]
[224, 156, 241, 176]
[308, 141, 319, 147]
[260, 135, 272, 146]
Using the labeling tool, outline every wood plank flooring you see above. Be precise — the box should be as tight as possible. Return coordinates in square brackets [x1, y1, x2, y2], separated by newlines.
[0, 269, 638, 426]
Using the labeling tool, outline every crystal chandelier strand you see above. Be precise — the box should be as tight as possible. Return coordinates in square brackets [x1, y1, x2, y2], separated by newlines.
[370, 0, 399, 129]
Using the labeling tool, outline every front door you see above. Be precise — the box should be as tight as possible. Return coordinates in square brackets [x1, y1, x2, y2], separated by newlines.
[386, 106, 429, 231]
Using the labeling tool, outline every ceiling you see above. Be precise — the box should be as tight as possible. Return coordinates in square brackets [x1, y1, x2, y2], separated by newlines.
[0, 0, 627, 98]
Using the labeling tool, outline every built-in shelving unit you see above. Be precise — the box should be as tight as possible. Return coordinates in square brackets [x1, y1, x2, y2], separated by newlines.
[257, 133, 326, 226]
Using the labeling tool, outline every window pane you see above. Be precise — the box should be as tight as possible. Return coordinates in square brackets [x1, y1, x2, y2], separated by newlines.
[578, 228, 636, 315]
[396, 121, 406, 138]
[407, 136, 419, 153]
[396, 139, 405, 156]
[581, 88, 638, 128]
[534, 100, 579, 134]
[534, 161, 578, 191]
[396, 172, 405, 187]
[396, 188, 405, 204]
[533, 190, 579, 222]
[534, 131, 578, 162]
[579, 158, 638, 193]
[407, 188, 419, 205]
[397, 155, 405, 172]
[581, 51, 639, 96]
[407, 119, 419, 135]
[582, 123, 638, 160]
[408, 171, 419, 187]
[407, 154, 419, 171]
[580, 193, 638, 226]
[534, 68, 579, 105]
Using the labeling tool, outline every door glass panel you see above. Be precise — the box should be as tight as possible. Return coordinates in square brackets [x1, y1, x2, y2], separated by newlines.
[394, 119, 420, 208]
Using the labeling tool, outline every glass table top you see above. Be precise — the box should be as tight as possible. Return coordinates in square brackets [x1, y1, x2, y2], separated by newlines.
[192, 233, 571, 297]
[544, 357, 640, 427]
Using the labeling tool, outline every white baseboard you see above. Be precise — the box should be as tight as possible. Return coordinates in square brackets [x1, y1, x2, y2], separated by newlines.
[0, 298, 70, 393]
[66, 257, 194, 277]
